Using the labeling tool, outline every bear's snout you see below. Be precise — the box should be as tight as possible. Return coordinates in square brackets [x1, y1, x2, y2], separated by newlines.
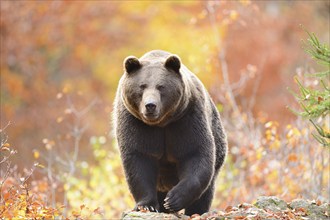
[145, 102, 157, 113]
[142, 99, 159, 118]
[141, 90, 161, 122]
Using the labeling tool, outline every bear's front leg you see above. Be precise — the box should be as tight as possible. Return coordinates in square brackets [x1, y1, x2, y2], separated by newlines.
[164, 156, 214, 212]
[122, 152, 159, 212]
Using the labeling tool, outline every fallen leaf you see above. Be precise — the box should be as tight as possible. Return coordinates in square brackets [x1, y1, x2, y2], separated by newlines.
[93, 207, 101, 214]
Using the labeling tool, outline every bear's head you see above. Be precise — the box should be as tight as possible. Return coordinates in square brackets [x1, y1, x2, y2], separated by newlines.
[121, 54, 187, 126]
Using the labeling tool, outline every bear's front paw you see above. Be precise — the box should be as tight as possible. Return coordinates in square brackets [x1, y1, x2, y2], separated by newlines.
[163, 190, 187, 212]
[134, 204, 159, 213]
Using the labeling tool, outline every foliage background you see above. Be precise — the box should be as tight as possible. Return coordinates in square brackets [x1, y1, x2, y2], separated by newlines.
[1, 1, 329, 219]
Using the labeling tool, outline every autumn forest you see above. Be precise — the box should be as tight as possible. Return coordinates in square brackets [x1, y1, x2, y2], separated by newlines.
[1, 1, 329, 219]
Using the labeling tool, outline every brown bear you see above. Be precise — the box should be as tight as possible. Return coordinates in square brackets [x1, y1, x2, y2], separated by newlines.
[113, 50, 227, 215]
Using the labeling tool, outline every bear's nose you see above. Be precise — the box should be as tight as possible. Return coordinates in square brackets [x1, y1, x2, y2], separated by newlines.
[145, 103, 156, 113]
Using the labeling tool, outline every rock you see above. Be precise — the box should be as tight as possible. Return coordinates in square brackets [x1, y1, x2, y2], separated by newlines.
[254, 196, 288, 211]
[121, 211, 189, 220]
[321, 203, 330, 216]
[121, 197, 329, 220]
[289, 199, 330, 220]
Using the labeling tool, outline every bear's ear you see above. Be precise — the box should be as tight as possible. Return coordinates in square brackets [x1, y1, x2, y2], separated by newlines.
[124, 56, 141, 74]
[165, 55, 181, 73]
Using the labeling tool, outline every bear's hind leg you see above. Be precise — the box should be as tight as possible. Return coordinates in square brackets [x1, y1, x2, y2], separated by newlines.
[184, 180, 215, 216]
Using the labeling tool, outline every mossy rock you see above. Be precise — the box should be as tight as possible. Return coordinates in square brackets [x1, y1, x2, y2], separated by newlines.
[254, 196, 288, 211]
[289, 199, 330, 220]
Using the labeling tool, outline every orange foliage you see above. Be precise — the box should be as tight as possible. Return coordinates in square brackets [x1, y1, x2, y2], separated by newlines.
[1, 1, 329, 219]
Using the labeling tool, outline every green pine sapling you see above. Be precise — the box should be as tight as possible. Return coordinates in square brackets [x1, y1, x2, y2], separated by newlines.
[289, 28, 330, 147]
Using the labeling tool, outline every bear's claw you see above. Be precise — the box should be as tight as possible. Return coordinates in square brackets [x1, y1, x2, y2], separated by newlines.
[163, 193, 185, 212]
[135, 205, 159, 213]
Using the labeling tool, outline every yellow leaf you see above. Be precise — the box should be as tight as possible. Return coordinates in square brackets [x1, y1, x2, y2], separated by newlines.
[3, 143, 10, 147]
[239, 0, 251, 6]
[33, 150, 40, 159]
[56, 117, 63, 123]
[36, 163, 45, 169]
[270, 140, 281, 150]
[62, 84, 72, 94]
[230, 10, 239, 21]
[72, 210, 80, 217]
[256, 148, 263, 160]
[265, 121, 273, 128]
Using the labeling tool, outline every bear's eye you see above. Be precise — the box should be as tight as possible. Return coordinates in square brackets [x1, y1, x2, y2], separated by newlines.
[139, 84, 147, 90]
[156, 85, 165, 91]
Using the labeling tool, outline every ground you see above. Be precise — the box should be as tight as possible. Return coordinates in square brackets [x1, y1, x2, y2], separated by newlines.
[122, 196, 329, 220]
